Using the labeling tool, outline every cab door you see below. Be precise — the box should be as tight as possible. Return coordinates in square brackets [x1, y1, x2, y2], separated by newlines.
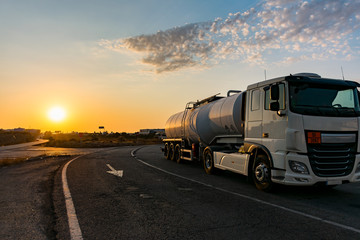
[262, 83, 287, 152]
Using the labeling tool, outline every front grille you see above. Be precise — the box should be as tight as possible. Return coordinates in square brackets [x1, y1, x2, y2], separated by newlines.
[307, 142, 356, 177]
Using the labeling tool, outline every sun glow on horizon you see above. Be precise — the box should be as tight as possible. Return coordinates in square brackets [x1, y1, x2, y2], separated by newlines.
[48, 106, 66, 122]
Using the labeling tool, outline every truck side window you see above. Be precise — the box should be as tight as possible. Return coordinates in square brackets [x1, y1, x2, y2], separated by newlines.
[251, 90, 260, 111]
[332, 89, 355, 108]
[264, 84, 285, 110]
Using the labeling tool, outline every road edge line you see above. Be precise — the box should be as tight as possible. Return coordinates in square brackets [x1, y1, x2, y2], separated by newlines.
[62, 156, 84, 240]
[131, 147, 360, 235]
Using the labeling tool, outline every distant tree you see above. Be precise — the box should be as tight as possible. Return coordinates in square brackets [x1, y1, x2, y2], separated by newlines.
[43, 131, 53, 139]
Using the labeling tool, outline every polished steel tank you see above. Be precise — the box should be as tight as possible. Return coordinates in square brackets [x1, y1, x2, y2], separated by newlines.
[165, 92, 245, 145]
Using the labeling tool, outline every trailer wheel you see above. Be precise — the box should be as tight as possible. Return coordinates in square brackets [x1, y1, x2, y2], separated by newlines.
[252, 155, 272, 192]
[169, 143, 175, 161]
[164, 143, 170, 160]
[203, 148, 215, 174]
[174, 144, 181, 164]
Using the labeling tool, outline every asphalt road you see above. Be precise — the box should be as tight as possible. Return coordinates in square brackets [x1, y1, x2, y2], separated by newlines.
[0, 155, 72, 240]
[0, 142, 101, 160]
[55, 145, 360, 239]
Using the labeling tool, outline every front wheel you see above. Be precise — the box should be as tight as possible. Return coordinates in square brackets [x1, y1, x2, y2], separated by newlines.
[203, 148, 215, 174]
[252, 155, 273, 192]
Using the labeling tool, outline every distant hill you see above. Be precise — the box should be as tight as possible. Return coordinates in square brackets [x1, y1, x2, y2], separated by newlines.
[0, 129, 40, 146]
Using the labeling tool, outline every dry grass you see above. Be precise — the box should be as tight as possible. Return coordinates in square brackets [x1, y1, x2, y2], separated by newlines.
[43, 132, 162, 148]
[0, 157, 29, 167]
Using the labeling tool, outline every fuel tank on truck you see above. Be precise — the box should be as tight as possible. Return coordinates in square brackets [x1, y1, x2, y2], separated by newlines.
[165, 92, 246, 145]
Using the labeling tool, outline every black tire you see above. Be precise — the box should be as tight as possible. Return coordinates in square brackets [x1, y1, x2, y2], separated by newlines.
[164, 143, 170, 160]
[203, 148, 215, 174]
[174, 144, 181, 164]
[169, 143, 175, 161]
[252, 155, 273, 192]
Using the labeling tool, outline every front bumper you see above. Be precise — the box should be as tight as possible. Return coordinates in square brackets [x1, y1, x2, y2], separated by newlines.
[271, 152, 360, 186]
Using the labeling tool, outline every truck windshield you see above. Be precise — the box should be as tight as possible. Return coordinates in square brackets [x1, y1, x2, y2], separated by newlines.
[289, 82, 360, 117]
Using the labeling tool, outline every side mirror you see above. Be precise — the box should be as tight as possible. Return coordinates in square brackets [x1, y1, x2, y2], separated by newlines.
[270, 102, 279, 111]
[270, 85, 279, 101]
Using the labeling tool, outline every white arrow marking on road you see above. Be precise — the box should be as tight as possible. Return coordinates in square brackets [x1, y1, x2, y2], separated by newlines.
[106, 164, 123, 177]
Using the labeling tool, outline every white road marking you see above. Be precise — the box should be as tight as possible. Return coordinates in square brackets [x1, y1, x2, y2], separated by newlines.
[62, 156, 83, 240]
[131, 148, 360, 234]
[106, 164, 123, 177]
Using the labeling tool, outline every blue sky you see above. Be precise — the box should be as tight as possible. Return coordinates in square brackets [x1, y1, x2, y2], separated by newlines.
[1, 0, 360, 132]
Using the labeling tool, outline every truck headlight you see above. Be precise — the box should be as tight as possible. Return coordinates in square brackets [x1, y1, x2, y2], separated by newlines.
[289, 160, 309, 175]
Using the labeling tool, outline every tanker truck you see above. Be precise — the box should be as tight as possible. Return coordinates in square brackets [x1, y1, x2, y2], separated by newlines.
[162, 73, 360, 191]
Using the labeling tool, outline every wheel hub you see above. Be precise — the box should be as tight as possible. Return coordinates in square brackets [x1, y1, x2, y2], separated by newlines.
[205, 156, 211, 169]
[255, 163, 268, 182]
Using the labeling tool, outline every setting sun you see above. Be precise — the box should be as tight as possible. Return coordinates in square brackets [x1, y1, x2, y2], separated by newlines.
[48, 107, 66, 122]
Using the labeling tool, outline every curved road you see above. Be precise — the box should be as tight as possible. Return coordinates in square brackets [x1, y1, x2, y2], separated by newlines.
[55, 145, 360, 239]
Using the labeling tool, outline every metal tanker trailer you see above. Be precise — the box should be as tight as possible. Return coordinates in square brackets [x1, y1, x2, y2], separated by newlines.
[163, 91, 246, 163]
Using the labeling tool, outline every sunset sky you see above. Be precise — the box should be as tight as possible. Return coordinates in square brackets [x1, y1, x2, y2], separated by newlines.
[1, 0, 360, 133]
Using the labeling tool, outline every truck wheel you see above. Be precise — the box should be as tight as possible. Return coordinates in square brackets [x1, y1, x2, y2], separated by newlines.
[164, 143, 170, 160]
[174, 144, 181, 164]
[169, 143, 175, 161]
[252, 155, 272, 192]
[203, 148, 215, 174]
